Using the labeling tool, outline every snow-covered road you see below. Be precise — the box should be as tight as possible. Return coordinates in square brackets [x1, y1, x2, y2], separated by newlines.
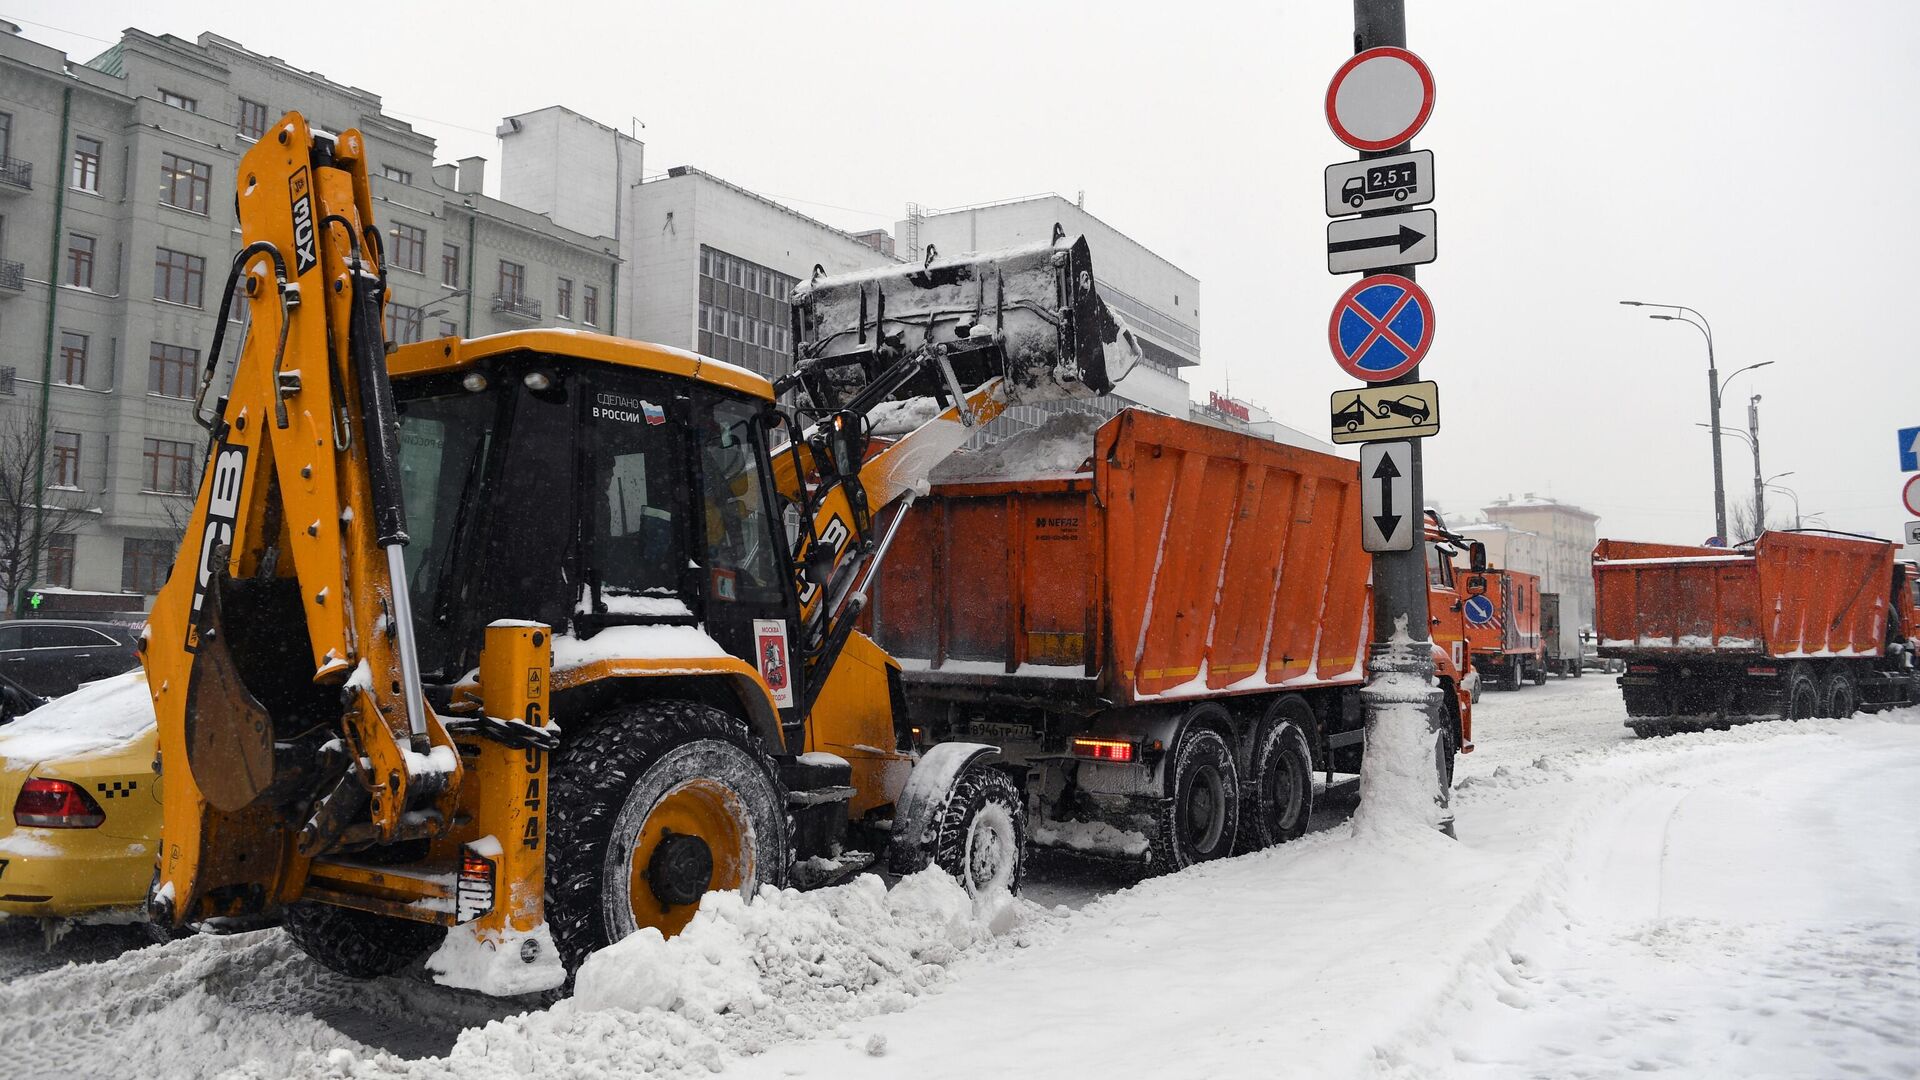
[2, 676, 1915, 1080]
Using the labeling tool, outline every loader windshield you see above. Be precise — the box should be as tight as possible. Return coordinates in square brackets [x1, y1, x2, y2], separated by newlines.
[397, 388, 501, 674]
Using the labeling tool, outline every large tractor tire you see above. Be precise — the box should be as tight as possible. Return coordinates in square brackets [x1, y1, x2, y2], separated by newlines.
[1237, 696, 1315, 852]
[1147, 720, 1239, 875]
[1818, 666, 1859, 719]
[929, 765, 1026, 897]
[283, 901, 447, 979]
[1784, 663, 1819, 720]
[547, 700, 788, 973]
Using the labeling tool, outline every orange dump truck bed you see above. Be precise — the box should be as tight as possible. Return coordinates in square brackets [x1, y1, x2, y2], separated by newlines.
[876, 409, 1371, 709]
[1594, 532, 1893, 658]
[1593, 531, 1919, 734]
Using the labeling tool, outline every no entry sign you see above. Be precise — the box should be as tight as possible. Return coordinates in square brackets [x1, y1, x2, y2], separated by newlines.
[1328, 274, 1435, 382]
[1325, 46, 1435, 151]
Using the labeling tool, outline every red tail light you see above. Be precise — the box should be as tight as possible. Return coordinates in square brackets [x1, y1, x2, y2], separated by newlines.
[1070, 737, 1136, 763]
[1628, 664, 1661, 675]
[14, 778, 106, 828]
[1746, 666, 1779, 677]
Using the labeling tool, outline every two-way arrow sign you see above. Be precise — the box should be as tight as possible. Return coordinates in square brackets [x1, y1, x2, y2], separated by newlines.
[1327, 209, 1437, 274]
[1360, 441, 1415, 552]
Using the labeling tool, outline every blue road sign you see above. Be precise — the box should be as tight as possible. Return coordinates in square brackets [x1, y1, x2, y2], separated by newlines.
[1463, 594, 1494, 627]
[1900, 426, 1920, 473]
[1328, 273, 1435, 382]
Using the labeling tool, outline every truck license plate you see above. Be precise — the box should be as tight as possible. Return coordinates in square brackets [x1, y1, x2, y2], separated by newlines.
[969, 721, 1036, 742]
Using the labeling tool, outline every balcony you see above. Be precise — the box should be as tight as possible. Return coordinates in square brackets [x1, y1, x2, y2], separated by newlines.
[490, 293, 542, 322]
[0, 157, 29, 192]
[0, 259, 24, 294]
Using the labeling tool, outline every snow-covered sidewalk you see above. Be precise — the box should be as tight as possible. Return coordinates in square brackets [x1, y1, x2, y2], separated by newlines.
[2, 679, 1915, 1079]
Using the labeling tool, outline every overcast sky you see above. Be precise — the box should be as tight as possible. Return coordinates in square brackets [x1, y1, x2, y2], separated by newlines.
[14, 0, 1917, 545]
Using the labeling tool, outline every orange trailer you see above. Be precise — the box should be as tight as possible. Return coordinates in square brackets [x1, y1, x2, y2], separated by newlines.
[1594, 531, 1920, 735]
[875, 410, 1472, 873]
[1457, 566, 1547, 691]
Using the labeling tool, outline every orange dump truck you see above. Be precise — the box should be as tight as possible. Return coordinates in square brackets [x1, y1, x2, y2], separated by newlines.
[1594, 531, 1920, 735]
[1457, 566, 1547, 691]
[875, 410, 1473, 874]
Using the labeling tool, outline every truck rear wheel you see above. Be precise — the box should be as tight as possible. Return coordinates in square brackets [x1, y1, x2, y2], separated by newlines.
[1819, 667, 1858, 719]
[1501, 660, 1521, 692]
[282, 900, 447, 979]
[1237, 697, 1315, 851]
[1784, 664, 1819, 720]
[1531, 655, 1548, 686]
[1148, 723, 1239, 875]
[930, 765, 1026, 897]
[547, 700, 788, 973]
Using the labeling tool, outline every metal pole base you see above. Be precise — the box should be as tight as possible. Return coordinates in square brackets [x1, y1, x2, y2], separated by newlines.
[1359, 633, 1454, 836]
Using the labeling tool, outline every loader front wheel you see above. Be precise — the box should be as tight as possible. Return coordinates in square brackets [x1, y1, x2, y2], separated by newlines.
[282, 901, 446, 979]
[547, 700, 788, 973]
[1147, 722, 1239, 875]
[931, 765, 1026, 897]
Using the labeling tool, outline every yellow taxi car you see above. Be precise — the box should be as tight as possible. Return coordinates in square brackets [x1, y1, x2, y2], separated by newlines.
[0, 672, 158, 923]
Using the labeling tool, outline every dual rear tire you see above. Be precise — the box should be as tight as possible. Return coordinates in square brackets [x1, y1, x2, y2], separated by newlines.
[1148, 698, 1317, 876]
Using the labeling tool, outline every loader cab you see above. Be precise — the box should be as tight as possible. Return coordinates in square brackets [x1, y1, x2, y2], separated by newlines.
[390, 335, 799, 714]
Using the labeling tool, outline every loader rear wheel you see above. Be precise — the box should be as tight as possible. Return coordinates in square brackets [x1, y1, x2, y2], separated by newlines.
[1819, 667, 1858, 719]
[931, 765, 1026, 897]
[1237, 697, 1315, 851]
[282, 901, 447, 979]
[547, 700, 788, 973]
[1148, 722, 1239, 875]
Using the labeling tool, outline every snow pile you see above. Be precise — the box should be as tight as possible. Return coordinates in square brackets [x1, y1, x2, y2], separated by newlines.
[928, 411, 1102, 484]
[426, 922, 565, 997]
[550, 624, 728, 669]
[575, 586, 694, 618]
[866, 396, 942, 437]
[0, 670, 153, 768]
[306, 871, 1040, 1080]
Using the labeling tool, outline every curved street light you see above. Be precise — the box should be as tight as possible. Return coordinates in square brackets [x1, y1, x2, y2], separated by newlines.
[1622, 300, 1727, 538]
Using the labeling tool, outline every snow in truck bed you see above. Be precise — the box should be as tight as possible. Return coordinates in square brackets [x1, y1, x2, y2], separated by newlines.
[928, 410, 1103, 484]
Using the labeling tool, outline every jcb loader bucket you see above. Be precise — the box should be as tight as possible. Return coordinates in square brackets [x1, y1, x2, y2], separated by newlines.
[790, 232, 1141, 410]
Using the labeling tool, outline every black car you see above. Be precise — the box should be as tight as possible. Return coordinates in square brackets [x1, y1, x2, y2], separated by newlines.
[0, 669, 45, 724]
[0, 619, 143, 697]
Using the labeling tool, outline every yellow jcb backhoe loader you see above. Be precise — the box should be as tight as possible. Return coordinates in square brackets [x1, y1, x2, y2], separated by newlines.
[143, 113, 1138, 991]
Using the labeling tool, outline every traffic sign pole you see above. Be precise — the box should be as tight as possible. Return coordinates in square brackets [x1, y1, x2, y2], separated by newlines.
[1348, 0, 1451, 834]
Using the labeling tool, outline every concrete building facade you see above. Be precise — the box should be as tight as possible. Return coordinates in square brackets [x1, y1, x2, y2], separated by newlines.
[1467, 496, 1602, 634]
[0, 23, 615, 600]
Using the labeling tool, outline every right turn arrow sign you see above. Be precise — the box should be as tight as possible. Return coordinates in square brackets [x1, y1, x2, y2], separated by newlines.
[1360, 441, 1415, 552]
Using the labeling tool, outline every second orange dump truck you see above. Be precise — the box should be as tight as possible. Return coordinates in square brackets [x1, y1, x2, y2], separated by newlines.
[1594, 530, 1920, 735]
[1457, 565, 1547, 691]
[875, 410, 1475, 874]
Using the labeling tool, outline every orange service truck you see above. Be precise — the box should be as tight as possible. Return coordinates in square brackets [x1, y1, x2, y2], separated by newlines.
[1593, 531, 1920, 736]
[873, 410, 1474, 875]
[1457, 565, 1547, 691]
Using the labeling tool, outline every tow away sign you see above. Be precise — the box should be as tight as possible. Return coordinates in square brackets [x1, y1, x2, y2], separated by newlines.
[1330, 380, 1440, 444]
[1360, 441, 1415, 552]
[1906, 520, 1920, 546]
[1327, 209, 1435, 274]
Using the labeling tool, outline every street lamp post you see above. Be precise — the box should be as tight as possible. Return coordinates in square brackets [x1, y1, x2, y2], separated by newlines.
[1620, 302, 1774, 543]
[1767, 481, 1807, 530]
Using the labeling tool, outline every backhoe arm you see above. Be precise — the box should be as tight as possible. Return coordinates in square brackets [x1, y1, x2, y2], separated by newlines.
[145, 114, 459, 925]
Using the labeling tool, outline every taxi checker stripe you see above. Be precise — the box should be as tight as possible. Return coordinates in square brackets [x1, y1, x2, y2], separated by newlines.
[1343, 288, 1420, 365]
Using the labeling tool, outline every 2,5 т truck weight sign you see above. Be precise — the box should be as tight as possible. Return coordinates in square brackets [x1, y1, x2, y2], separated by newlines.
[1325, 150, 1434, 217]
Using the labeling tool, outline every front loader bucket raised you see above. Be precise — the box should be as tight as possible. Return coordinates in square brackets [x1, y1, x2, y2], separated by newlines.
[791, 232, 1142, 410]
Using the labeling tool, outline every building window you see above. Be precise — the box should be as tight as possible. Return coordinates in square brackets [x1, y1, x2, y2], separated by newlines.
[385, 302, 424, 345]
[438, 319, 458, 339]
[71, 135, 102, 193]
[159, 89, 199, 113]
[149, 341, 198, 399]
[159, 152, 211, 214]
[66, 234, 95, 288]
[583, 285, 600, 326]
[155, 247, 206, 307]
[123, 538, 174, 594]
[45, 535, 75, 589]
[391, 223, 426, 273]
[382, 164, 413, 185]
[556, 277, 572, 320]
[698, 245, 794, 376]
[143, 437, 195, 493]
[57, 332, 87, 385]
[0, 112, 12, 160]
[498, 260, 525, 301]
[441, 243, 461, 287]
[50, 431, 81, 488]
[237, 97, 268, 140]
